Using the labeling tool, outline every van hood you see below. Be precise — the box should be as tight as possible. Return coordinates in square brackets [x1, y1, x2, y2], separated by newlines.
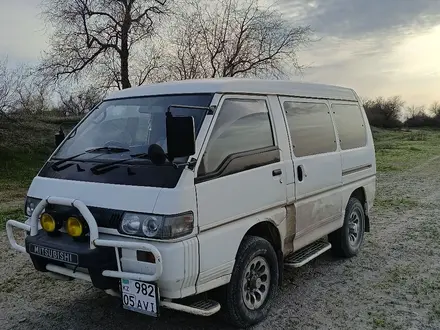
[38, 160, 184, 189]
[27, 177, 162, 213]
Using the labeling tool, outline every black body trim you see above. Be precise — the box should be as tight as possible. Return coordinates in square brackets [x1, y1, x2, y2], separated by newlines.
[342, 164, 372, 176]
[104, 92, 215, 102]
[39, 160, 184, 188]
[195, 146, 280, 184]
[44, 203, 124, 229]
[25, 231, 118, 290]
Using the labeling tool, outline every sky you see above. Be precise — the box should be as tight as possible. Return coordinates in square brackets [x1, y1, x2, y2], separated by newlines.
[1, 0, 439, 106]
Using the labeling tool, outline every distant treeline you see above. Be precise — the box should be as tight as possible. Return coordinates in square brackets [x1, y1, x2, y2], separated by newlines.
[3, 91, 440, 131]
[363, 96, 440, 129]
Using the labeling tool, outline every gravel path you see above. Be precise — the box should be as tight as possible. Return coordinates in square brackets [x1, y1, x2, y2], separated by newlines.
[2, 158, 440, 330]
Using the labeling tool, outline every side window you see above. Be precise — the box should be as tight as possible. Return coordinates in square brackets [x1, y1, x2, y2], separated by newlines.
[199, 98, 275, 174]
[331, 103, 367, 150]
[284, 101, 337, 157]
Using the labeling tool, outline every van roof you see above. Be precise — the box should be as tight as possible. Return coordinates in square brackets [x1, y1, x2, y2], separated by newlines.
[105, 78, 358, 102]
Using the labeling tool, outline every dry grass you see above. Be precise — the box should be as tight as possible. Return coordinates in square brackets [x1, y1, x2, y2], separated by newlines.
[373, 128, 440, 172]
[0, 116, 77, 203]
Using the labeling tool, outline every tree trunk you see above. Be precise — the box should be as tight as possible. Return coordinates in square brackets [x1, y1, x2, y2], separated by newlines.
[120, 50, 131, 89]
[120, 12, 132, 90]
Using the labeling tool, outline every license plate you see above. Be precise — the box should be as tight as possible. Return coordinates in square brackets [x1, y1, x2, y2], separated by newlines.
[29, 244, 78, 265]
[121, 279, 159, 317]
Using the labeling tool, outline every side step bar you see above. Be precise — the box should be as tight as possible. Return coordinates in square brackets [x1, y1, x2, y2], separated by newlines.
[161, 300, 221, 317]
[284, 240, 332, 268]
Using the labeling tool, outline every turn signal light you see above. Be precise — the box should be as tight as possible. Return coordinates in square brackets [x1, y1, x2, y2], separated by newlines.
[66, 217, 83, 237]
[40, 213, 56, 233]
[137, 251, 156, 263]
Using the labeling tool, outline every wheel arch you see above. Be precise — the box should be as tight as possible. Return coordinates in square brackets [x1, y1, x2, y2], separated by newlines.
[350, 187, 370, 232]
[242, 221, 283, 285]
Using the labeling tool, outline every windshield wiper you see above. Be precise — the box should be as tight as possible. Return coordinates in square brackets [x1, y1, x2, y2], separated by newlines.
[51, 146, 130, 172]
[90, 153, 198, 175]
[90, 153, 152, 175]
[85, 146, 130, 153]
[51, 152, 88, 171]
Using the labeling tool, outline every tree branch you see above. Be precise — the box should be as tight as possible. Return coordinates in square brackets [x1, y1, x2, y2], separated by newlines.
[40, 0, 168, 88]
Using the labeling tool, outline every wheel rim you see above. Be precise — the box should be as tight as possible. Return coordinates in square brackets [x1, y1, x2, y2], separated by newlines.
[242, 256, 271, 310]
[348, 207, 363, 246]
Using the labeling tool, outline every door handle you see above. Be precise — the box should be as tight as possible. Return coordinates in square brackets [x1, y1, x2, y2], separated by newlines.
[297, 165, 305, 182]
[272, 169, 282, 176]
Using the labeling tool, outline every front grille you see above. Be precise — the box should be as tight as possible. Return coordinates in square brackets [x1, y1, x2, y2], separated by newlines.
[89, 206, 123, 229]
[89, 207, 124, 229]
[45, 204, 123, 229]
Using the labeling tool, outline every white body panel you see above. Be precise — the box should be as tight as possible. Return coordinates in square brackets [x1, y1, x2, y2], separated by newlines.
[196, 207, 286, 293]
[277, 97, 343, 251]
[28, 177, 161, 213]
[196, 167, 286, 231]
[195, 94, 288, 232]
[9, 78, 376, 305]
[107, 78, 358, 102]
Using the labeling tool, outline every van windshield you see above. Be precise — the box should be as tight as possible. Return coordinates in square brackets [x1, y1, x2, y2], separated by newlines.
[53, 93, 214, 162]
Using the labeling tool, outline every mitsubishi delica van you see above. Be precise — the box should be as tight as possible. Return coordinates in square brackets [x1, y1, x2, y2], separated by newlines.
[6, 78, 376, 328]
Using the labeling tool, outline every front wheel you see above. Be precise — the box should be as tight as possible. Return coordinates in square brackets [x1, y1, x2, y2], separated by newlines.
[224, 235, 279, 328]
[329, 197, 366, 258]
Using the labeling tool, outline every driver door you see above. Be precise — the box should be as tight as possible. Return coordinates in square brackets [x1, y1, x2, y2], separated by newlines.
[194, 94, 288, 279]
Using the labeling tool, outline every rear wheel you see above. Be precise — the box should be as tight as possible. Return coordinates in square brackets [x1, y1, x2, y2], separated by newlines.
[224, 235, 279, 328]
[329, 197, 365, 258]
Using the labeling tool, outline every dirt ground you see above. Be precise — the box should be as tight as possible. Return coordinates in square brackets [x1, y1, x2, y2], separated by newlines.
[1, 156, 440, 330]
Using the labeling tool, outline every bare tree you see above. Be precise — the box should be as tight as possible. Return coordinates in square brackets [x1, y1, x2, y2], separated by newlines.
[363, 96, 404, 128]
[166, 0, 312, 80]
[0, 59, 44, 119]
[39, 0, 168, 89]
[0, 58, 18, 120]
[429, 101, 440, 117]
[406, 105, 426, 119]
[14, 71, 52, 115]
[57, 85, 105, 116]
[94, 41, 167, 89]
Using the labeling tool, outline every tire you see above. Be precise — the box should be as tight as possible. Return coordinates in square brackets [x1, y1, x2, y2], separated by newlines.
[224, 235, 279, 329]
[329, 197, 365, 258]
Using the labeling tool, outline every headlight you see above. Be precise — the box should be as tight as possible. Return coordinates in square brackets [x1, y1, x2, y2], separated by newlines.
[119, 212, 194, 239]
[25, 197, 42, 217]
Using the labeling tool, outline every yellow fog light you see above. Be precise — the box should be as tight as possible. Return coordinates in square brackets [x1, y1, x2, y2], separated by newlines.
[40, 213, 56, 232]
[67, 217, 83, 237]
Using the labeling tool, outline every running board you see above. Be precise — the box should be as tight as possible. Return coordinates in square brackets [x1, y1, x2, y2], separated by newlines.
[284, 241, 332, 268]
[161, 299, 221, 317]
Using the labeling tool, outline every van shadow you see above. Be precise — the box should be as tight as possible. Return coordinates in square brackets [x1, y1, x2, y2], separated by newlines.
[19, 252, 351, 330]
[21, 289, 235, 330]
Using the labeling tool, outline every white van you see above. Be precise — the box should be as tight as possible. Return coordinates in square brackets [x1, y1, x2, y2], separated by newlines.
[6, 78, 376, 328]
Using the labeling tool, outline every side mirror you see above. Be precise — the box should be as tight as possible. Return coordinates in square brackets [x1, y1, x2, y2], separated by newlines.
[166, 114, 196, 159]
[147, 144, 167, 166]
[55, 127, 65, 147]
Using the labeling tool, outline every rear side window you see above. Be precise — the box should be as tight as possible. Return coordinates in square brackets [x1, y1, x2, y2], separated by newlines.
[331, 103, 367, 150]
[199, 98, 274, 174]
[283, 101, 337, 157]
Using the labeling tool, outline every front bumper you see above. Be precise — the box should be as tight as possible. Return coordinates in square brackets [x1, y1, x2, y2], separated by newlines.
[5, 197, 224, 318]
[25, 231, 118, 289]
[6, 196, 163, 285]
